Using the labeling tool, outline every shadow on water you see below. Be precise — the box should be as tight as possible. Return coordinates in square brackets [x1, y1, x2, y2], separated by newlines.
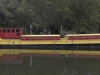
[1, 44, 100, 50]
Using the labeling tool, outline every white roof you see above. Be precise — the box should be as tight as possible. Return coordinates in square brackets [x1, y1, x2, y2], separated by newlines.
[67, 34, 100, 36]
[21, 35, 60, 37]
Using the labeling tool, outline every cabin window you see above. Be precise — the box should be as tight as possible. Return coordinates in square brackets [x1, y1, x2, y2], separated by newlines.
[7, 29, 10, 33]
[16, 29, 20, 32]
[2, 29, 6, 33]
[12, 29, 15, 33]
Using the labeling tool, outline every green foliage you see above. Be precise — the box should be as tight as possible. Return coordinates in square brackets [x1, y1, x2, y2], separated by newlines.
[0, 0, 100, 34]
[69, 0, 99, 33]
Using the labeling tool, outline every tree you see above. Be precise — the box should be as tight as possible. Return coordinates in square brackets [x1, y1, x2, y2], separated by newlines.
[0, 0, 100, 34]
[69, 0, 99, 33]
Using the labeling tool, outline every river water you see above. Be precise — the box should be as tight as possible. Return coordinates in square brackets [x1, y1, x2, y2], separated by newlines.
[0, 49, 100, 75]
[28, 57, 100, 75]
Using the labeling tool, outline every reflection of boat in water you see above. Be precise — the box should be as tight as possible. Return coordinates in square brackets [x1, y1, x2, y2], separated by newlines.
[0, 49, 100, 57]
[1, 28, 100, 64]
[0, 49, 100, 64]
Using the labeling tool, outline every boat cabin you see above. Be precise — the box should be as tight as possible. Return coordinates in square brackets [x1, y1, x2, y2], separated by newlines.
[0, 28, 23, 39]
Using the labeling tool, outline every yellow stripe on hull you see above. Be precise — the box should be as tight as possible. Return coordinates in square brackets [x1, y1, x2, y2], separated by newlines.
[0, 39, 100, 45]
